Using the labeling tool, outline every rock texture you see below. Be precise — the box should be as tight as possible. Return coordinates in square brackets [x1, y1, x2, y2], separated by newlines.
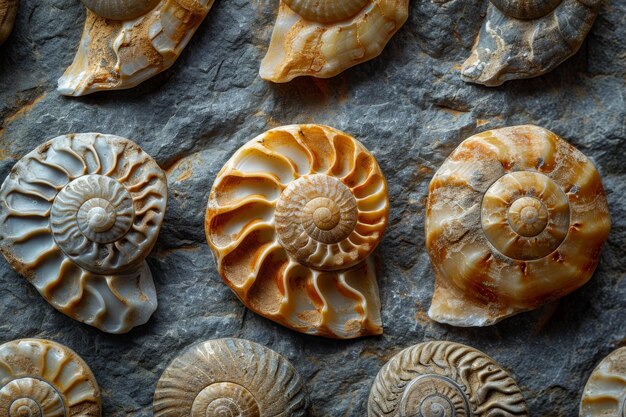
[0, 0, 624, 416]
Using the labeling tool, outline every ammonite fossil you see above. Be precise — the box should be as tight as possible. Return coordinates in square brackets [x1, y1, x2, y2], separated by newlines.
[153, 338, 308, 416]
[0, 338, 101, 416]
[0, 0, 18, 45]
[0, 133, 167, 333]
[368, 341, 528, 417]
[57, 0, 215, 96]
[260, 0, 409, 82]
[205, 124, 389, 338]
[425, 125, 610, 327]
[580, 347, 626, 417]
[461, 0, 602, 86]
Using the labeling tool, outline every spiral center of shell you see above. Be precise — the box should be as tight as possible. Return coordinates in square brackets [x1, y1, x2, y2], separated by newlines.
[191, 382, 260, 417]
[307, 197, 341, 230]
[507, 196, 548, 237]
[400, 374, 470, 417]
[9, 398, 42, 417]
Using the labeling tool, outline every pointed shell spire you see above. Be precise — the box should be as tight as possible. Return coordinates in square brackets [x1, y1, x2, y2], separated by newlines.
[425, 125, 610, 327]
[0, 133, 167, 333]
[205, 125, 389, 338]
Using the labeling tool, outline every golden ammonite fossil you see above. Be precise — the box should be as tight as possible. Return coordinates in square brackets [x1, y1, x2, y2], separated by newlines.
[0, 338, 101, 416]
[260, 0, 409, 82]
[425, 125, 611, 327]
[368, 341, 528, 417]
[0, 133, 167, 333]
[153, 338, 308, 416]
[205, 125, 389, 338]
[580, 347, 626, 417]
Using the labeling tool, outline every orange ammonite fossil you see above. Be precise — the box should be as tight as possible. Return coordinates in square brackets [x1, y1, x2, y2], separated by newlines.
[580, 347, 626, 417]
[205, 124, 389, 338]
[425, 125, 611, 327]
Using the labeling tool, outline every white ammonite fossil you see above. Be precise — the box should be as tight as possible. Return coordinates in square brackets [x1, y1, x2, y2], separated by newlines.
[368, 341, 528, 417]
[425, 125, 611, 327]
[461, 0, 602, 86]
[0, 133, 167, 333]
[580, 347, 626, 417]
[57, 0, 216, 96]
[260, 0, 409, 82]
[153, 338, 308, 417]
[0, 338, 101, 417]
[205, 125, 389, 338]
[0, 0, 18, 45]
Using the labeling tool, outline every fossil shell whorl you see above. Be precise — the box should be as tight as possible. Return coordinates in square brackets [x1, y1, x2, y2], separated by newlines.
[490, 0, 563, 19]
[0, 133, 167, 333]
[461, 0, 602, 86]
[580, 347, 626, 417]
[0, 0, 18, 45]
[425, 125, 610, 327]
[57, 0, 215, 96]
[205, 124, 389, 338]
[368, 341, 528, 417]
[260, 0, 409, 82]
[153, 338, 308, 417]
[0, 339, 101, 417]
[80, 0, 161, 20]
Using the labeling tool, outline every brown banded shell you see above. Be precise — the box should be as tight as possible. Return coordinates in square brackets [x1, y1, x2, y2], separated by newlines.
[80, 0, 160, 20]
[58, 0, 215, 96]
[490, 0, 563, 19]
[153, 338, 308, 417]
[0, 0, 18, 45]
[0, 133, 167, 333]
[425, 125, 611, 327]
[260, 0, 409, 82]
[580, 347, 626, 417]
[368, 341, 528, 417]
[205, 124, 389, 338]
[0, 339, 101, 417]
[461, 0, 602, 86]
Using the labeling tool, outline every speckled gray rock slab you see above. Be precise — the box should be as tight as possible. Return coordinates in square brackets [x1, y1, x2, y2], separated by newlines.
[0, 0, 624, 416]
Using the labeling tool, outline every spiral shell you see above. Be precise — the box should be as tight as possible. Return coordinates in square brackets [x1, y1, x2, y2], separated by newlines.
[260, 0, 409, 82]
[80, 0, 160, 20]
[425, 125, 610, 327]
[580, 347, 626, 417]
[0, 338, 101, 417]
[0, 133, 167, 333]
[57, 0, 215, 96]
[153, 338, 308, 417]
[205, 125, 389, 338]
[0, 0, 18, 45]
[368, 341, 528, 417]
[461, 0, 601, 86]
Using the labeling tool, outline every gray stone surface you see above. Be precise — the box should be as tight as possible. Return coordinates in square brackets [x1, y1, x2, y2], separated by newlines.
[0, 0, 624, 415]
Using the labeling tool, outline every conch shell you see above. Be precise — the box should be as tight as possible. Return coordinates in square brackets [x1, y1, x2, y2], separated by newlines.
[260, 0, 409, 82]
[0, 338, 101, 416]
[0, 0, 18, 45]
[580, 347, 626, 417]
[368, 341, 528, 417]
[153, 338, 308, 416]
[425, 125, 611, 327]
[461, 0, 602, 86]
[57, 0, 215, 96]
[205, 124, 389, 338]
[0, 133, 167, 333]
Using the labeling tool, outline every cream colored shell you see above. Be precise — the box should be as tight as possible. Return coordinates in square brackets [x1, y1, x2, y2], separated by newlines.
[461, 0, 601, 86]
[0, 133, 167, 333]
[205, 124, 389, 338]
[0, 338, 101, 416]
[580, 347, 626, 417]
[153, 338, 308, 416]
[57, 0, 215, 96]
[81, 0, 161, 20]
[260, 0, 409, 82]
[368, 341, 528, 417]
[0, 0, 18, 45]
[425, 125, 610, 327]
